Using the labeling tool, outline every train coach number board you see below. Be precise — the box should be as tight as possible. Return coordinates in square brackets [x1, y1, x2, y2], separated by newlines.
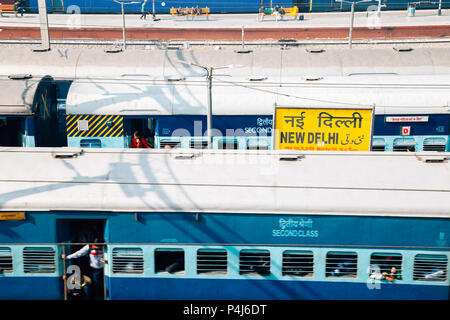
[274, 106, 374, 151]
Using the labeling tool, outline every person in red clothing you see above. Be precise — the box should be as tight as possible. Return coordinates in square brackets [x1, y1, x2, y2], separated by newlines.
[130, 131, 151, 148]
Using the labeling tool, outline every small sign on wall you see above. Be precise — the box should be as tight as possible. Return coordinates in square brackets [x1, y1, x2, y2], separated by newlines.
[401, 126, 411, 136]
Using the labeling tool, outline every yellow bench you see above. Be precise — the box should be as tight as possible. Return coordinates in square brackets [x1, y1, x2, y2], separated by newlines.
[170, 7, 210, 20]
[259, 6, 301, 21]
[0, 4, 17, 16]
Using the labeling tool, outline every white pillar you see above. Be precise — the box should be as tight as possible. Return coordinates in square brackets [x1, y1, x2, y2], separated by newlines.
[37, 0, 50, 50]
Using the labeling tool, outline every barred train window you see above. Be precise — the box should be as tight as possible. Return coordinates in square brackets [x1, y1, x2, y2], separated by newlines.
[112, 248, 144, 274]
[218, 139, 238, 150]
[23, 247, 56, 273]
[423, 138, 446, 152]
[155, 249, 184, 274]
[160, 140, 181, 149]
[239, 249, 270, 276]
[326, 252, 358, 278]
[197, 249, 227, 275]
[413, 254, 448, 282]
[0, 247, 13, 274]
[370, 253, 403, 280]
[190, 140, 208, 149]
[282, 250, 314, 277]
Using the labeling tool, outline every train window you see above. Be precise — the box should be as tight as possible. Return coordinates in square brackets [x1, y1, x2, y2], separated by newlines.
[160, 140, 181, 149]
[0, 247, 13, 274]
[326, 252, 358, 278]
[282, 250, 314, 277]
[23, 247, 56, 273]
[190, 140, 208, 149]
[423, 138, 446, 152]
[393, 138, 415, 152]
[413, 254, 448, 282]
[112, 248, 144, 274]
[218, 139, 238, 150]
[371, 138, 385, 152]
[155, 249, 185, 274]
[239, 249, 270, 276]
[197, 249, 227, 275]
[80, 139, 102, 148]
[369, 253, 402, 281]
[247, 140, 269, 150]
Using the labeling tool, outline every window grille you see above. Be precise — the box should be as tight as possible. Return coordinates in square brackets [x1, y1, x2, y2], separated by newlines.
[80, 139, 102, 148]
[282, 250, 314, 277]
[160, 140, 181, 149]
[0, 247, 13, 274]
[218, 139, 238, 150]
[190, 140, 208, 149]
[326, 252, 358, 278]
[239, 249, 270, 276]
[423, 138, 446, 152]
[23, 247, 56, 273]
[413, 254, 448, 282]
[393, 138, 415, 152]
[197, 249, 227, 275]
[369, 253, 402, 281]
[371, 138, 385, 152]
[112, 248, 144, 274]
[247, 140, 269, 150]
[155, 249, 184, 274]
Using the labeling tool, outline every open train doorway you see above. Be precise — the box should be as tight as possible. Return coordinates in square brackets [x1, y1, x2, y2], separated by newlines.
[56, 219, 107, 300]
[125, 117, 157, 148]
[0, 117, 22, 146]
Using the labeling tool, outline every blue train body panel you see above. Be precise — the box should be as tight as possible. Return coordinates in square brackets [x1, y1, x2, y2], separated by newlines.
[0, 277, 62, 300]
[27, 0, 450, 14]
[107, 277, 449, 300]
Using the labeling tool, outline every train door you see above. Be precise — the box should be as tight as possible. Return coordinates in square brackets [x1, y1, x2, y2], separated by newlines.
[294, 0, 311, 12]
[56, 219, 107, 300]
[0, 117, 22, 146]
[124, 117, 157, 148]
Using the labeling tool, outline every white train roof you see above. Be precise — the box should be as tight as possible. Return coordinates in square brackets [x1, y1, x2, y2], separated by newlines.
[0, 148, 449, 218]
[2, 47, 450, 80]
[65, 75, 450, 115]
[0, 77, 43, 115]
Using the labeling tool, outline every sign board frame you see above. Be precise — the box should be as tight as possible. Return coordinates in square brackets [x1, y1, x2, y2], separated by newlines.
[272, 104, 375, 151]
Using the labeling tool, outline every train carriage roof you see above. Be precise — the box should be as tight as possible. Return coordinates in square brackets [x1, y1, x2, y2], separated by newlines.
[0, 76, 48, 115]
[0, 148, 449, 218]
[2, 47, 450, 79]
[65, 75, 450, 115]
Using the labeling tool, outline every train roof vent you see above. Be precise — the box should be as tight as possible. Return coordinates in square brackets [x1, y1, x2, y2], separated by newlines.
[0, 247, 13, 274]
[112, 248, 144, 274]
[347, 72, 398, 76]
[234, 49, 253, 54]
[239, 249, 270, 276]
[197, 249, 227, 275]
[393, 47, 413, 52]
[23, 247, 56, 273]
[282, 250, 314, 277]
[104, 48, 123, 53]
[302, 76, 323, 81]
[306, 48, 325, 54]
[278, 154, 304, 161]
[164, 76, 186, 82]
[413, 254, 448, 282]
[8, 74, 32, 80]
[247, 76, 267, 81]
[326, 251, 358, 278]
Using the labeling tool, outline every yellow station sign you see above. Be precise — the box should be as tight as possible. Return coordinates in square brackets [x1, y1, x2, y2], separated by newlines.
[274, 106, 374, 151]
[0, 212, 26, 221]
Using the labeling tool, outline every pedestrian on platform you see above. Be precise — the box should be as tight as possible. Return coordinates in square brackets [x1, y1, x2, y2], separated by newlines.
[14, 0, 25, 17]
[140, 0, 149, 20]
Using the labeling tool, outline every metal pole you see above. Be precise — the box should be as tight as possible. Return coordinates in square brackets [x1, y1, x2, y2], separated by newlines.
[152, 0, 156, 19]
[37, 0, 50, 50]
[122, 2, 126, 49]
[348, 2, 355, 49]
[206, 67, 213, 149]
[377, 0, 381, 17]
[438, 0, 442, 15]
[241, 25, 245, 49]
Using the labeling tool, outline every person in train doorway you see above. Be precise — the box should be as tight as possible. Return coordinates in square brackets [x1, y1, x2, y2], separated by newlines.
[61, 241, 106, 300]
[140, 0, 149, 20]
[130, 130, 152, 148]
[62, 273, 92, 300]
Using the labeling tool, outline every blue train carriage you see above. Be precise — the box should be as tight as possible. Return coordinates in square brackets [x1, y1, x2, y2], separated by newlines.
[63, 74, 450, 151]
[0, 75, 66, 148]
[26, 0, 450, 13]
[0, 148, 449, 299]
